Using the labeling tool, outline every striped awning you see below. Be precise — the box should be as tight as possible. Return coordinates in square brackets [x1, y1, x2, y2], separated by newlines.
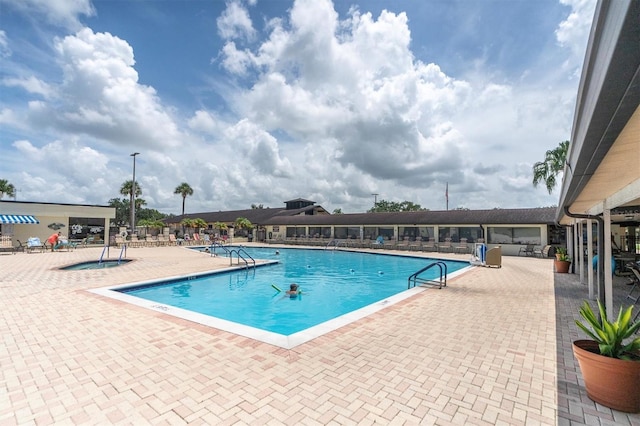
[0, 214, 40, 224]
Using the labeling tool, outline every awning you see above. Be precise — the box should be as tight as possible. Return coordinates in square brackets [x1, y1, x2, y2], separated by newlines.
[0, 214, 40, 224]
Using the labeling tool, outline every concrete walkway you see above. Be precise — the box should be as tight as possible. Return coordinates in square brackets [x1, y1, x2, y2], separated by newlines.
[1, 245, 638, 425]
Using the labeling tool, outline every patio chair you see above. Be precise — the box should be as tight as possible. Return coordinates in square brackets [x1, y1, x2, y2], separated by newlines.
[518, 244, 535, 256]
[534, 245, 552, 258]
[625, 262, 640, 306]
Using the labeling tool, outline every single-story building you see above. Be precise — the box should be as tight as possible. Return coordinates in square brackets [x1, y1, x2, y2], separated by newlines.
[168, 198, 569, 256]
[0, 200, 115, 248]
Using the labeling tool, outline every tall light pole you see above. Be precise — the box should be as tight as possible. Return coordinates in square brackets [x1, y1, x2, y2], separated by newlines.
[371, 193, 379, 208]
[130, 152, 140, 235]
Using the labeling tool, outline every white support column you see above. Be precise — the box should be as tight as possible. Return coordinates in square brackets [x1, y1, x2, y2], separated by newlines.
[566, 225, 574, 274]
[578, 220, 585, 284]
[103, 217, 110, 246]
[573, 221, 579, 274]
[586, 219, 594, 299]
[603, 208, 613, 315]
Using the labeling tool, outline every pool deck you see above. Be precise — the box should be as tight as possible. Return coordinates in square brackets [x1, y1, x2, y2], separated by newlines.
[1, 245, 639, 425]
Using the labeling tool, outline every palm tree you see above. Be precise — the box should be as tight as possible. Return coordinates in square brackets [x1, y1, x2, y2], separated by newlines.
[0, 179, 16, 199]
[138, 219, 164, 236]
[174, 182, 194, 216]
[213, 221, 228, 237]
[120, 180, 142, 199]
[532, 140, 569, 194]
[120, 180, 142, 228]
[234, 217, 253, 235]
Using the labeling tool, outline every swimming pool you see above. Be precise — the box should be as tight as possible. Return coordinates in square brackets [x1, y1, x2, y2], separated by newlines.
[92, 247, 470, 348]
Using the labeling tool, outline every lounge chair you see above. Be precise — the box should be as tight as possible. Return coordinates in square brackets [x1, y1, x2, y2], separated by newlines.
[454, 238, 469, 254]
[383, 237, 396, 250]
[54, 238, 76, 251]
[371, 236, 385, 249]
[168, 234, 179, 246]
[26, 237, 45, 253]
[438, 238, 452, 253]
[421, 238, 437, 252]
[396, 237, 411, 250]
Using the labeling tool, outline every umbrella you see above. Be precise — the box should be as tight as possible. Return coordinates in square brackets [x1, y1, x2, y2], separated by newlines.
[48, 223, 66, 230]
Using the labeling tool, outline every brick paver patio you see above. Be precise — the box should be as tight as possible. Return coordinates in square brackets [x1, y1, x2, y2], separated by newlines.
[1, 245, 639, 425]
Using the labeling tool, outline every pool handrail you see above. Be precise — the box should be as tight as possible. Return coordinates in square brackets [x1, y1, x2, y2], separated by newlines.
[210, 242, 230, 256]
[408, 261, 448, 289]
[98, 245, 108, 264]
[229, 248, 256, 269]
[325, 239, 345, 250]
[118, 244, 127, 264]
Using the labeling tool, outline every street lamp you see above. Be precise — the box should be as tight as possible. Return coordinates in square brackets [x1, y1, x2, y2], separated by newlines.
[130, 152, 140, 235]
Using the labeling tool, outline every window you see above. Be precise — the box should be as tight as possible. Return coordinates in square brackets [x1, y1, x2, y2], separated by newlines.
[487, 227, 541, 245]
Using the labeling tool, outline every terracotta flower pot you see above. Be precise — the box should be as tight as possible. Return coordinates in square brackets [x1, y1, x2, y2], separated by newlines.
[554, 260, 571, 273]
[572, 340, 640, 413]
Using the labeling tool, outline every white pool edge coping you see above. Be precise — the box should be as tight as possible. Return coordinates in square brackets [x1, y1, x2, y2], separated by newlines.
[89, 261, 473, 350]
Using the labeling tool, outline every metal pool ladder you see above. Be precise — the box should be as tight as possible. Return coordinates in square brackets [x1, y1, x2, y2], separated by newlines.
[408, 261, 448, 289]
[229, 248, 256, 269]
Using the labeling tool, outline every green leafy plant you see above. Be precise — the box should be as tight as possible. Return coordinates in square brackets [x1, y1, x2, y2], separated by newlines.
[576, 300, 640, 360]
[556, 247, 567, 255]
[557, 253, 571, 262]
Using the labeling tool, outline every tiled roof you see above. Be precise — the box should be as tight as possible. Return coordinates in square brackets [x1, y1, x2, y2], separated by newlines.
[165, 206, 557, 227]
[262, 207, 557, 226]
[165, 205, 325, 225]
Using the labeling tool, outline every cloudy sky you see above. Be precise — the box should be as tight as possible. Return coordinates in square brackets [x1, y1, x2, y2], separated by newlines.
[0, 0, 597, 214]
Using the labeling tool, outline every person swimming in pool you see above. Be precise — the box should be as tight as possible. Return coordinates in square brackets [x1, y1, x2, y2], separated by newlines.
[285, 283, 300, 298]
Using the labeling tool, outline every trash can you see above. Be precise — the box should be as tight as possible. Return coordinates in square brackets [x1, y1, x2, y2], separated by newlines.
[247, 234, 253, 242]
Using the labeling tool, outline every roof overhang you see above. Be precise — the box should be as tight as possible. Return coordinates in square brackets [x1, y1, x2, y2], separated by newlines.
[556, 0, 640, 224]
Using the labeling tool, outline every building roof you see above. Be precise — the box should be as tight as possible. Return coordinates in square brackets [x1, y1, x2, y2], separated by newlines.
[165, 204, 327, 225]
[557, 0, 640, 224]
[263, 207, 557, 227]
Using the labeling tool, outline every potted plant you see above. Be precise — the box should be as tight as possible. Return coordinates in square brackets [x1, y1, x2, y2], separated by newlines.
[573, 300, 640, 412]
[555, 246, 567, 260]
[554, 250, 571, 273]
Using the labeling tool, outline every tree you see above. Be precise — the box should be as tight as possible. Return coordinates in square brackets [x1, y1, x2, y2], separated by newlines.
[367, 200, 427, 213]
[192, 218, 208, 230]
[213, 221, 228, 235]
[234, 217, 253, 236]
[251, 204, 264, 209]
[138, 219, 165, 235]
[180, 218, 196, 233]
[0, 179, 16, 199]
[332, 208, 343, 214]
[120, 180, 142, 199]
[533, 140, 569, 194]
[108, 198, 130, 226]
[174, 182, 194, 216]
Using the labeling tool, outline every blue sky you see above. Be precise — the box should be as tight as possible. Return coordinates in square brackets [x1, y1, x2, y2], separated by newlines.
[0, 0, 596, 214]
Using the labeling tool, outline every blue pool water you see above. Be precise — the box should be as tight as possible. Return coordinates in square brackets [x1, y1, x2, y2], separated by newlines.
[119, 247, 468, 336]
[61, 259, 132, 270]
